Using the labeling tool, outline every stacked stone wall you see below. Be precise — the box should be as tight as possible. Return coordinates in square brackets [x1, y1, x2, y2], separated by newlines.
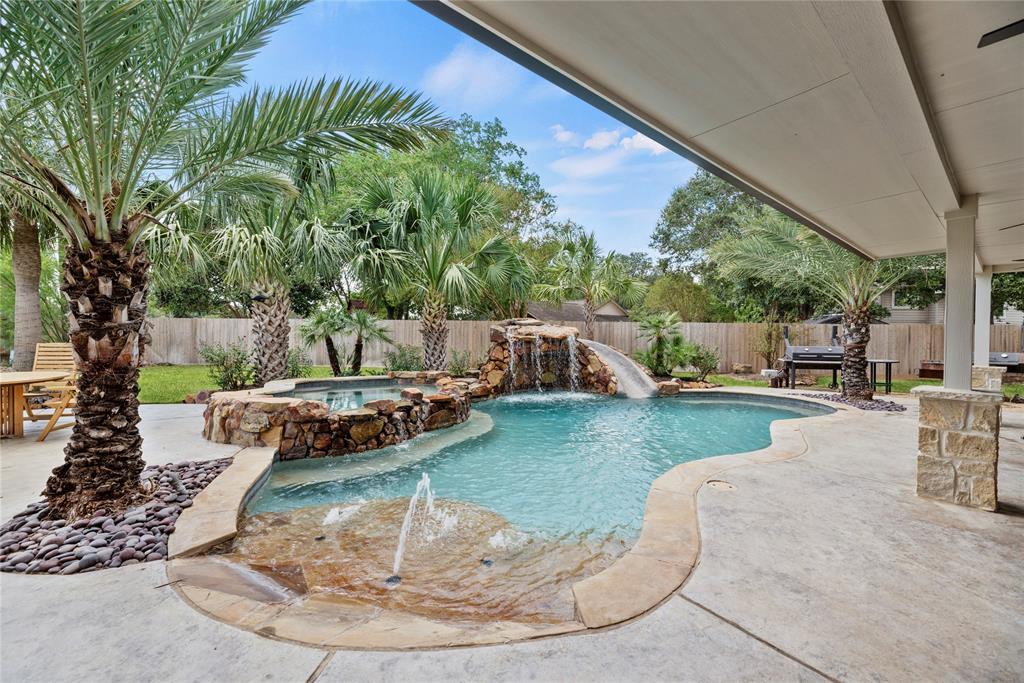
[203, 387, 470, 461]
[476, 320, 617, 396]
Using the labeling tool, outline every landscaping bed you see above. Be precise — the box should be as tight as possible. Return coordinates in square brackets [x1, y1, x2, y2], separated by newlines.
[0, 458, 232, 575]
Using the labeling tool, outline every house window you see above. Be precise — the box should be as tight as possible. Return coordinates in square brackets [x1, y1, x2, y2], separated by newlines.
[891, 286, 916, 310]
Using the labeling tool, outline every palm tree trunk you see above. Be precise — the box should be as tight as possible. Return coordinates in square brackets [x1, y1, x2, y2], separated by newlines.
[11, 212, 43, 370]
[324, 335, 342, 376]
[251, 281, 290, 386]
[420, 291, 449, 370]
[43, 240, 149, 518]
[352, 334, 364, 375]
[583, 296, 597, 339]
[841, 306, 873, 400]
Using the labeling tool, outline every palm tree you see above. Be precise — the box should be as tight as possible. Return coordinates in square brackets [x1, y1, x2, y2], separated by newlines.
[636, 311, 684, 377]
[712, 208, 908, 400]
[299, 308, 348, 377]
[343, 309, 392, 374]
[0, 1, 447, 517]
[357, 170, 530, 369]
[533, 232, 648, 339]
[210, 157, 347, 385]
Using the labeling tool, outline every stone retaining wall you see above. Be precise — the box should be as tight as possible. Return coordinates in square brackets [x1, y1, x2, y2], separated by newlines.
[202, 385, 470, 461]
[476, 320, 617, 395]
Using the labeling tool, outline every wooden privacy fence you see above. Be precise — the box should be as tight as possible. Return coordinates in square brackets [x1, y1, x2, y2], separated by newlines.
[144, 317, 1023, 377]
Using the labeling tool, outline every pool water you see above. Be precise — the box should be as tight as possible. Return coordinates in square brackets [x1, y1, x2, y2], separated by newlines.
[231, 392, 832, 623]
[282, 382, 436, 412]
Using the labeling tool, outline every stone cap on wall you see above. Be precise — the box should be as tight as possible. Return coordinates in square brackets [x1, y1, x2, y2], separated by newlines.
[910, 386, 1004, 404]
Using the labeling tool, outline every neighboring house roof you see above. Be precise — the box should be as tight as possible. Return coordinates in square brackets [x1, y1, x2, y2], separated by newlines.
[526, 300, 630, 323]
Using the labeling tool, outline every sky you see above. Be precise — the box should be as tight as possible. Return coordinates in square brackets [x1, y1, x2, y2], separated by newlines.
[243, 0, 698, 255]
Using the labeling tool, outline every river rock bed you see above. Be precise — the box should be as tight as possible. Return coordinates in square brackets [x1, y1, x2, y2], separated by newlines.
[0, 457, 232, 575]
[799, 392, 907, 412]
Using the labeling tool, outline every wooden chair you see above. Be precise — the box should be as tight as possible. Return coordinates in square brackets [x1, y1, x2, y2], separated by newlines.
[24, 343, 76, 421]
[31, 342, 76, 375]
[35, 382, 77, 442]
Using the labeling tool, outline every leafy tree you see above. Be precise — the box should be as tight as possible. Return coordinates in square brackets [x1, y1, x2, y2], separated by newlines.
[533, 232, 648, 339]
[650, 170, 762, 269]
[642, 273, 720, 322]
[993, 273, 1024, 321]
[617, 251, 660, 283]
[0, 244, 68, 357]
[713, 208, 908, 400]
[328, 114, 554, 237]
[0, 0, 447, 517]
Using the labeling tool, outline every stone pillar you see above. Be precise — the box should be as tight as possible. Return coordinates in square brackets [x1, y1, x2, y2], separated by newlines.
[913, 386, 1000, 511]
[971, 365, 1005, 394]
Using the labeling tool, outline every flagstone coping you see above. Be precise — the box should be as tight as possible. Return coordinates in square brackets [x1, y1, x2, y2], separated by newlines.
[169, 389, 852, 648]
[167, 447, 275, 559]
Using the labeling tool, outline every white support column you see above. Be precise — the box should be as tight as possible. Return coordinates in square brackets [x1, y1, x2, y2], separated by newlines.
[943, 196, 978, 391]
[974, 267, 992, 367]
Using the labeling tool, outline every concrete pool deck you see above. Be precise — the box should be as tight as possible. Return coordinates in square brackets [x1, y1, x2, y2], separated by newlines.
[2, 396, 1023, 681]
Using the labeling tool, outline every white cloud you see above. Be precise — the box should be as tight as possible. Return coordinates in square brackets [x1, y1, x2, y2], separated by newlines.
[550, 124, 578, 146]
[422, 42, 522, 108]
[583, 129, 622, 150]
[620, 132, 668, 155]
[550, 149, 628, 179]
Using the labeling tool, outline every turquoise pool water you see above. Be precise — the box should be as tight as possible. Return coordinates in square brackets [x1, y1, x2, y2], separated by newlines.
[282, 381, 436, 412]
[246, 392, 832, 539]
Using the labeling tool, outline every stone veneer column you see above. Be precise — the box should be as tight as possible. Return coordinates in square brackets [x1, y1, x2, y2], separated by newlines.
[912, 386, 1001, 511]
[971, 365, 1006, 394]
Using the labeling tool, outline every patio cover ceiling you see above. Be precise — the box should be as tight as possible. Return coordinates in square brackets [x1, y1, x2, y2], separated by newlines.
[417, 1, 1024, 269]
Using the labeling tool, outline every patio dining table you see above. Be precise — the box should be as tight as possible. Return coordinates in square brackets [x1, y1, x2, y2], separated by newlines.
[0, 371, 69, 438]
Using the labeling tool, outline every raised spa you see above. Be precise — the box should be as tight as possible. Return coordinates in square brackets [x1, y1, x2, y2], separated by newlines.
[223, 391, 833, 625]
[280, 379, 437, 412]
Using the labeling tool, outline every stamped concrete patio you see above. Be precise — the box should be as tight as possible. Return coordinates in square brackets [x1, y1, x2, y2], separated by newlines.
[2, 397, 1022, 682]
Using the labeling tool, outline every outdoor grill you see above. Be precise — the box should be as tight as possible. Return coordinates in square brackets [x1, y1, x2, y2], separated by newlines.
[988, 352, 1024, 372]
[780, 326, 844, 389]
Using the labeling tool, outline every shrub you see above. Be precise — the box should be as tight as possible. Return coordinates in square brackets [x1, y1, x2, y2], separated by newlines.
[688, 344, 720, 381]
[198, 341, 253, 391]
[384, 343, 423, 372]
[286, 347, 313, 379]
[448, 350, 473, 376]
[754, 320, 785, 370]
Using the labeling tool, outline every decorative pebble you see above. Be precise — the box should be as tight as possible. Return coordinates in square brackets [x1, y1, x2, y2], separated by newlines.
[0, 457, 232, 575]
[798, 393, 907, 412]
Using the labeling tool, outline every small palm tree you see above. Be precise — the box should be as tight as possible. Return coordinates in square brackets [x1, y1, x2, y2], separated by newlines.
[637, 311, 683, 377]
[299, 308, 349, 377]
[357, 170, 530, 370]
[342, 309, 392, 374]
[533, 232, 648, 339]
[713, 208, 908, 400]
[0, 1, 447, 517]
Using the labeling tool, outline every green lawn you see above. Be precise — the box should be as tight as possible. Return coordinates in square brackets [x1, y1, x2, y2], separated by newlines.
[704, 373, 1024, 399]
[138, 365, 382, 404]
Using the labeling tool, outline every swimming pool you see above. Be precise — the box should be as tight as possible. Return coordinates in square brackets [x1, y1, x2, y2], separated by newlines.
[228, 392, 833, 623]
